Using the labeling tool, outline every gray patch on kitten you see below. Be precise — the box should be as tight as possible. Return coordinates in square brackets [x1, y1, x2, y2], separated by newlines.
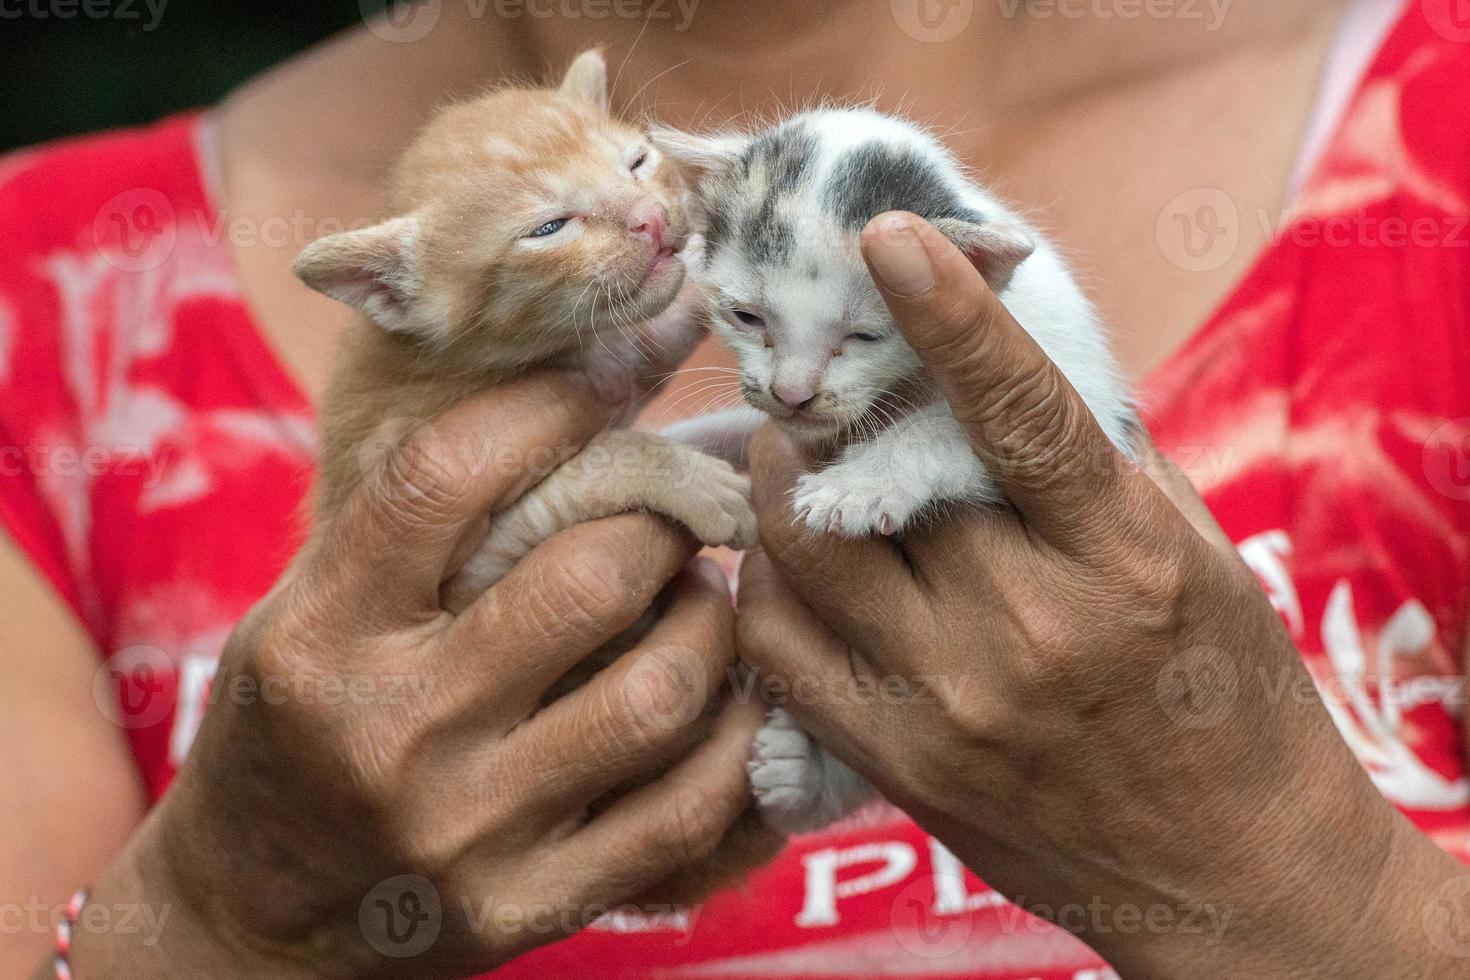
[825, 141, 989, 232]
[705, 121, 818, 262]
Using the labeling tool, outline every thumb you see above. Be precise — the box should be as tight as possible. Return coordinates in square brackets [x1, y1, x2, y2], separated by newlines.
[860, 211, 1130, 544]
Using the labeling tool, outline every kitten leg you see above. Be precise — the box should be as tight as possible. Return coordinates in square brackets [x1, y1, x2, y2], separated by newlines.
[793, 404, 998, 537]
[749, 707, 878, 834]
[660, 405, 767, 470]
[442, 430, 755, 613]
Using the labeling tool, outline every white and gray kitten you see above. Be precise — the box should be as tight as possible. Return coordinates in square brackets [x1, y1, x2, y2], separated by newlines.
[655, 108, 1138, 833]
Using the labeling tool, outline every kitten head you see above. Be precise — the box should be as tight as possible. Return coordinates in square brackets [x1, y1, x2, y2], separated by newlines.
[654, 108, 1034, 445]
[294, 50, 691, 369]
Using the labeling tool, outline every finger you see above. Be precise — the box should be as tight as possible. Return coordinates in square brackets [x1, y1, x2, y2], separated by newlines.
[498, 559, 737, 808]
[737, 551, 920, 802]
[1136, 434, 1237, 555]
[900, 501, 1034, 606]
[737, 549, 887, 727]
[316, 371, 618, 619]
[444, 514, 701, 719]
[861, 212, 1137, 548]
[553, 697, 765, 907]
[748, 425, 926, 650]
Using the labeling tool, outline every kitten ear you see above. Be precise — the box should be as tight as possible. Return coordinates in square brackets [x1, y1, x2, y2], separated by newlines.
[293, 215, 428, 337]
[559, 49, 609, 113]
[932, 217, 1036, 292]
[648, 127, 749, 187]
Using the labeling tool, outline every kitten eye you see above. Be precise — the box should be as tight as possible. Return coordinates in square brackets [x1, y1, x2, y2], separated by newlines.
[848, 332, 883, 343]
[527, 218, 569, 239]
[630, 151, 649, 171]
[731, 309, 765, 328]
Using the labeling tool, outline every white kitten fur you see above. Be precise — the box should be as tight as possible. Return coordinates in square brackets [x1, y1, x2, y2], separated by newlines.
[657, 107, 1138, 834]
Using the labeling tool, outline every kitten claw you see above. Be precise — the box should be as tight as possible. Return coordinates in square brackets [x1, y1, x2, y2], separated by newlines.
[793, 471, 928, 538]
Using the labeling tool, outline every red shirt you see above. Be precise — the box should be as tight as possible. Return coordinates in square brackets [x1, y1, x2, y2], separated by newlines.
[3, 6, 1469, 977]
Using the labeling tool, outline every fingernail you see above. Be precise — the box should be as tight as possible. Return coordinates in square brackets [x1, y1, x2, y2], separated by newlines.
[866, 214, 935, 296]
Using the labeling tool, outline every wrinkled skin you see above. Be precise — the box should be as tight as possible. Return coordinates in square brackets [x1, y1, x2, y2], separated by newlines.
[70, 372, 764, 980]
[736, 213, 1470, 980]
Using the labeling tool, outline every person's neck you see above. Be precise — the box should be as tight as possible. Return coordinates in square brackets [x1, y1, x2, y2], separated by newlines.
[211, 0, 1351, 400]
[221, 0, 1347, 181]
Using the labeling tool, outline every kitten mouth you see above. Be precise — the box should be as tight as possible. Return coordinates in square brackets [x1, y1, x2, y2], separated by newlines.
[639, 245, 679, 287]
[775, 407, 838, 431]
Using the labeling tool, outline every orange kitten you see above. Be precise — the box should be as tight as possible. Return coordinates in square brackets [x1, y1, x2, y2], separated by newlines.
[293, 50, 779, 907]
[295, 51, 755, 609]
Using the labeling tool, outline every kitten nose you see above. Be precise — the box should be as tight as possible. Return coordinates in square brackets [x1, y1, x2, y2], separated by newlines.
[627, 199, 669, 249]
[771, 382, 818, 412]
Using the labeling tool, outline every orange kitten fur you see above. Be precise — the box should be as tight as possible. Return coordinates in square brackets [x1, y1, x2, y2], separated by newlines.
[296, 51, 756, 590]
[293, 51, 778, 905]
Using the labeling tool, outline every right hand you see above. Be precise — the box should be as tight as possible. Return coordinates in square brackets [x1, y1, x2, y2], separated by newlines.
[70, 372, 762, 979]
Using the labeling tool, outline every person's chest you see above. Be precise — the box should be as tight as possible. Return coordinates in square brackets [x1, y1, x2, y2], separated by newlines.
[629, 35, 1332, 426]
[578, 10, 1334, 383]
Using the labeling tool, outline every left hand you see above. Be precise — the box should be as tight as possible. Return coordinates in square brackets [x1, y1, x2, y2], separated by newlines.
[737, 212, 1467, 979]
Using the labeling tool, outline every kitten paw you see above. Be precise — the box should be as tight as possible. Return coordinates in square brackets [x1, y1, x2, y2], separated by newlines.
[792, 471, 928, 537]
[749, 708, 876, 835]
[667, 449, 758, 551]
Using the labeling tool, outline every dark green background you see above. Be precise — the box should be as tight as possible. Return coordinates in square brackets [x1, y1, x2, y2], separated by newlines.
[2, 1, 375, 153]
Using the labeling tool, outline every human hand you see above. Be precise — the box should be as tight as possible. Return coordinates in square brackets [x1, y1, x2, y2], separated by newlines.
[737, 212, 1466, 979]
[71, 372, 761, 980]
